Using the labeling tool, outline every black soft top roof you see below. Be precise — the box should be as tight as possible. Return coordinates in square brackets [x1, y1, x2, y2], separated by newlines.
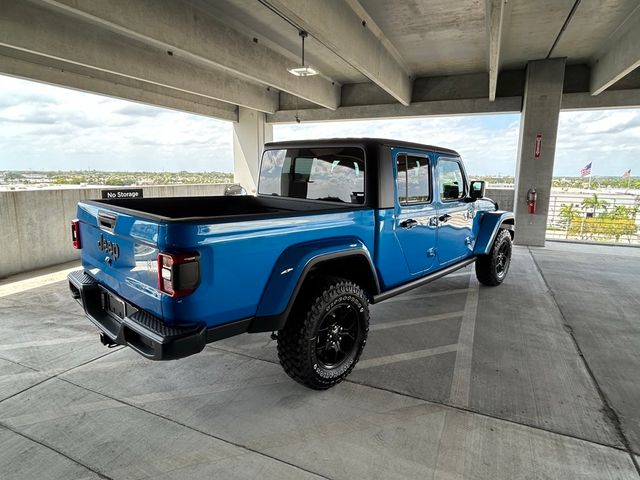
[264, 137, 460, 157]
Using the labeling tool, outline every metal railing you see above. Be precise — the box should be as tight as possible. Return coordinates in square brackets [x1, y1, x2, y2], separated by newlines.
[546, 192, 640, 245]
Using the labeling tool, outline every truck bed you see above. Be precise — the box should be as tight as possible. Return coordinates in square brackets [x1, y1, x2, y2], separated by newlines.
[87, 195, 362, 222]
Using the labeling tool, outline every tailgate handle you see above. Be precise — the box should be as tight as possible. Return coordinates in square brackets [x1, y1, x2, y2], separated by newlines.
[98, 212, 117, 231]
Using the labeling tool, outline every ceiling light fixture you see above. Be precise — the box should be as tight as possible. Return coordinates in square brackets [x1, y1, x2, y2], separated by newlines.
[288, 30, 319, 77]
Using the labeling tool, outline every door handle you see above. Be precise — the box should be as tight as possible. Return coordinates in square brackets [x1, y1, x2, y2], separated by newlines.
[438, 214, 451, 223]
[400, 219, 418, 229]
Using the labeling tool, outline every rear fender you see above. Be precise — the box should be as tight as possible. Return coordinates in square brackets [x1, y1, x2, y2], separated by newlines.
[250, 237, 378, 332]
[473, 211, 515, 255]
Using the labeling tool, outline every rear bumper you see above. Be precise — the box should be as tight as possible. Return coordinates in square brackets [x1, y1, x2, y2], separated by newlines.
[68, 270, 211, 360]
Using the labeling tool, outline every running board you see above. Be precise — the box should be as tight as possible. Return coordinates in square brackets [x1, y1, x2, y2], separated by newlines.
[372, 258, 476, 304]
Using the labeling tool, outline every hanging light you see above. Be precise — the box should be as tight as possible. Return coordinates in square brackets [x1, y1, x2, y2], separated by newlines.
[288, 30, 319, 77]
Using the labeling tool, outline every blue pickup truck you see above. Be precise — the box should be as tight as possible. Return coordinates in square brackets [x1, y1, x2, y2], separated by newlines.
[68, 138, 514, 389]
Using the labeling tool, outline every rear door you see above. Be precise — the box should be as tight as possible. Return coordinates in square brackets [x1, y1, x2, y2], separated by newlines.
[435, 157, 474, 265]
[77, 202, 163, 317]
[394, 152, 438, 275]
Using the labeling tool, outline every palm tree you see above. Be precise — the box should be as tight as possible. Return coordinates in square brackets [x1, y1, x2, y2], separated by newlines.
[581, 193, 608, 216]
[559, 203, 580, 238]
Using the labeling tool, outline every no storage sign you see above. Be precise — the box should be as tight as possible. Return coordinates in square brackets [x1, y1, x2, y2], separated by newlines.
[101, 188, 143, 199]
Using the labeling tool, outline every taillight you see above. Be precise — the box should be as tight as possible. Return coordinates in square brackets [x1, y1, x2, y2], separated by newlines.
[71, 219, 81, 249]
[157, 252, 200, 297]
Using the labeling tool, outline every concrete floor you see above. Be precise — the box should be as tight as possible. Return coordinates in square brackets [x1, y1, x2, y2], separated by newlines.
[0, 243, 639, 479]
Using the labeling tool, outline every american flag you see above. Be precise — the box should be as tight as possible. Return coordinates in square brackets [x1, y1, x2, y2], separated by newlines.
[580, 162, 592, 177]
[622, 169, 631, 178]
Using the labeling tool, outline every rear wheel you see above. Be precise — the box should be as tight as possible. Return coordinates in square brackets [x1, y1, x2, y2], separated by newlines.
[277, 276, 369, 390]
[475, 229, 512, 286]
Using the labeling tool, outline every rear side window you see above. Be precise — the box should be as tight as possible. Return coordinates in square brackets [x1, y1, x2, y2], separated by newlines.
[259, 147, 365, 204]
[438, 159, 465, 200]
[397, 154, 430, 204]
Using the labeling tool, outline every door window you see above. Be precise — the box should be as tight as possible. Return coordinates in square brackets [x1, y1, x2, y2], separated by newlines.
[438, 159, 465, 200]
[397, 154, 430, 204]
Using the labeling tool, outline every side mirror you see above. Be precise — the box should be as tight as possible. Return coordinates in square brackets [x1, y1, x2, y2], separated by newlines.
[469, 180, 485, 201]
[224, 184, 247, 196]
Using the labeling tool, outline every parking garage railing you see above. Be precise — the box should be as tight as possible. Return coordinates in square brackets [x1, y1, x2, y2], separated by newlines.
[546, 192, 640, 245]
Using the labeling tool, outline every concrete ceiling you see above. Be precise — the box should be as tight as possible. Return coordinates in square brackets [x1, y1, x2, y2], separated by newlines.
[188, 0, 369, 84]
[0, 0, 638, 123]
[360, 0, 488, 77]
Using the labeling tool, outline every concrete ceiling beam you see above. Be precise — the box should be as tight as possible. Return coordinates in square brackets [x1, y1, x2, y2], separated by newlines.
[260, 0, 413, 106]
[562, 88, 640, 110]
[0, 51, 239, 122]
[0, 0, 277, 113]
[590, 4, 640, 95]
[267, 97, 522, 123]
[39, 0, 341, 110]
[486, 0, 511, 102]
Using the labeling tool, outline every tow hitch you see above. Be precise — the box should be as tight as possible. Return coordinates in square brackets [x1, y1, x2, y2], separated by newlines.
[100, 333, 119, 348]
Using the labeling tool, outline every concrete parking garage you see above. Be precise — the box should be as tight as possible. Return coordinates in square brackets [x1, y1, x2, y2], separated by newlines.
[1, 242, 639, 479]
[2, 0, 640, 478]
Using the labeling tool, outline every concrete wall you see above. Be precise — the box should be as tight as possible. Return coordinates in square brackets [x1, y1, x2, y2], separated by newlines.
[0, 184, 232, 279]
[486, 187, 515, 212]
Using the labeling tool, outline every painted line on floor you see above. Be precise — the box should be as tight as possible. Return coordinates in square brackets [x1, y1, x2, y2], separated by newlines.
[0, 336, 96, 352]
[0, 265, 80, 298]
[383, 288, 470, 303]
[0, 371, 50, 390]
[433, 410, 471, 479]
[445, 270, 473, 279]
[2, 397, 124, 428]
[448, 274, 479, 407]
[120, 374, 289, 405]
[370, 311, 464, 331]
[357, 344, 458, 370]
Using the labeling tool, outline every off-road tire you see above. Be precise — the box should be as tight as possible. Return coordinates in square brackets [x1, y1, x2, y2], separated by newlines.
[277, 276, 369, 390]
[475, 229, 512, 286]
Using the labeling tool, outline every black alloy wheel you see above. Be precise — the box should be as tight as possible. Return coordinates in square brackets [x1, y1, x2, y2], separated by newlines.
[495, 240, 511, 280]
[475, 228, 512, 286]
[315, 302, 360, 369]
[277, 276, 369, 390]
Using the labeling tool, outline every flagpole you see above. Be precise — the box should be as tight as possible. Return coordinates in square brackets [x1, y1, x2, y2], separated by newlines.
[588, 173, 592, 189]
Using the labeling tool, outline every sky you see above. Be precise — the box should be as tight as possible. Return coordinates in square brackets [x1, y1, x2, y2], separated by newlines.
[1, 74, 639, 176]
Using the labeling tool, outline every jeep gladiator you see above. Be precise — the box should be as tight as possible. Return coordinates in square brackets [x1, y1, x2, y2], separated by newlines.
[68, 138, 514, 389]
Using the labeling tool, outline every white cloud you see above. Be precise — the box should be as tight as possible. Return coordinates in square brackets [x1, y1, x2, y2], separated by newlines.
[0, 75, 233, 172]
[556, 110, 640, 176]
[276, 108, 640, 177]
[1, 74, 639, 177]
[275, 115, 521, 176]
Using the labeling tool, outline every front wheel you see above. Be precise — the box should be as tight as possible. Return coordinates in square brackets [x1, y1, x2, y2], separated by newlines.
[277, 277, 369, 390]
[475, 229, 512, 286]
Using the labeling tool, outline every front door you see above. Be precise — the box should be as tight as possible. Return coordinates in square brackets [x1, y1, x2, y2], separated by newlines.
[436, 157, 474, 265]
[395, 153, 438, 275]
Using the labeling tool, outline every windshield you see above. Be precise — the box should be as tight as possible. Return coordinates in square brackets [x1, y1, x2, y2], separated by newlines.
[258, 147, 365, 204]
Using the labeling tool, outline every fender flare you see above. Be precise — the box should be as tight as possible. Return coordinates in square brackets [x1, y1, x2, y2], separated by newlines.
[249, 237, 379, 333]
[473, 211, 515, 256]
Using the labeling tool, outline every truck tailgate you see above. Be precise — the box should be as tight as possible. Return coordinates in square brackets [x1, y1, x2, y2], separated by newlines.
[77, 201, 163, 318]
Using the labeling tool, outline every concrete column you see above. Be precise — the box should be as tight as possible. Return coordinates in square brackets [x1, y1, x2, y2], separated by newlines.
[233, 107, 273, 194]
[514, 58, 566, 246]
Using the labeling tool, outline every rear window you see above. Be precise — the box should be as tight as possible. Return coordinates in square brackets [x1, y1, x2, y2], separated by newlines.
[258, 147, 365, 204]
